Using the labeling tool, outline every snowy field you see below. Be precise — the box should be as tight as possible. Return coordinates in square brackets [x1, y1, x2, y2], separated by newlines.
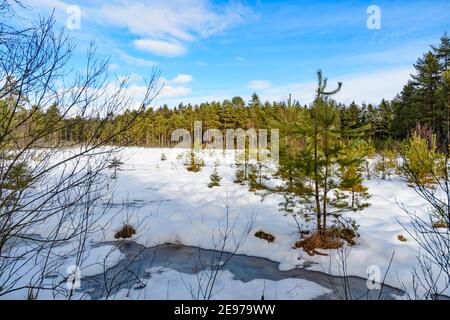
[2, 147, 448, 300]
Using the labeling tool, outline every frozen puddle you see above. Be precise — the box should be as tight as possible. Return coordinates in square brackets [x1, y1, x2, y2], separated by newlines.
[79, 240, 405, 300]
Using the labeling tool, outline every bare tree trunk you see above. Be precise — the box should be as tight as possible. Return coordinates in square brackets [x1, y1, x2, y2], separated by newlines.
[314, 124, 321, 231]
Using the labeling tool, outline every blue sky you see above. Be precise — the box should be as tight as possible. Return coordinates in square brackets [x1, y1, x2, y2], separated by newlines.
[23, 0, 450, 107]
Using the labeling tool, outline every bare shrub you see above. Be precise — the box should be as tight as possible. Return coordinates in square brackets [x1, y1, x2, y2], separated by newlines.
[0, 4, 160, 298]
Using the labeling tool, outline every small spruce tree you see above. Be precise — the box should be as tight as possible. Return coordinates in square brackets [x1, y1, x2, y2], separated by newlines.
[375, 149, 397, 180]
[234, 164, 246, 184]
[186, 150, 204, 172]
[3, 161, 32, 191]
[108, 157, 124, 179]
[208, 167, 222, 188]
[248, 164, 258, 191]
[337, 140, 371, 210]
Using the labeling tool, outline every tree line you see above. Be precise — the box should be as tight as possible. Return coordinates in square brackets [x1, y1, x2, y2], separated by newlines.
[2, 33, 448, 152]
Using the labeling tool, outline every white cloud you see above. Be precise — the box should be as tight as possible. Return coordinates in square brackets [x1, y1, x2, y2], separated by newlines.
[133, 39, 186, 57]
[120, 53, 157, 67]
[235, 56, 246, 62]
[117, 73, 144, 83]
[105, 82, 191, 109]
[99, 77, 190, 110]
[171, 74, 194, 84]
[27, 0, 252, 58]
[100, 0, 250, 39]
[248, 80, 272, 91]
[108, 63, 119, 71]
[142, 74, 195, 102]
[249, 68, 413, 105]
[27, 0, 69, 10]
[334, 67, 413, 104]
[99, 0, 252, 57]
[160, 85, 192, 98]
[87, 81, 159, 112]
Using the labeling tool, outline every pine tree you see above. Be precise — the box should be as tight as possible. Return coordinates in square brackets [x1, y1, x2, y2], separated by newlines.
[412, 52, 441, 135]
[401, 126, 443, 186]
[392, 34, 450, 149]
[234, 147, 251, 181]
[340, 101, 363, 129]
[310, 71, 343, 230]
[375, 146, 397, 180]
[337, 140, 371, 210]
[3, 161, 32, 190]
[234, 165, 246, 184]
[432, 33, 450, 149]
[290, 70, 344, 231]
[392, 82, 420, 139]
[432, 32, 450, 72]
[248, 92, 263, 129]
[185, 150, 204, 172]
[208, 167, 222, 188]
[108, 157, 124, 179]
[375, 99, 394, 141]
[272, 94, 309, 193]
[441, 69, 450, 150]
[248, 164, 258, 191]
[254, 159, 269, 190]
[282, 71, 371, 231]
[44, 104, 62, 145]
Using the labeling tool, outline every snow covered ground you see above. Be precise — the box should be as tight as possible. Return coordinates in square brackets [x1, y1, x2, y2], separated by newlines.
[1, 147, 448, 300]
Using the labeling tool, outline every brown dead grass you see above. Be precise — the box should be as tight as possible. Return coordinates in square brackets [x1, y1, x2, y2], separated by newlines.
[432, 220, 448, 229]
[186, 165, 202, 172]
[254, 230, 275, 243]
[115, 224, 136, 239]
[295, 227, 357, 256]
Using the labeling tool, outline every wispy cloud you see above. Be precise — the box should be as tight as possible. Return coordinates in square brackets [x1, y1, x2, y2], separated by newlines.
[235, 56, 246, 62]
[160, 85, 192, 98]
[102, 79, 192, 110]
[248, 68, 413, 105]
[248, 80, 272, 91]
[27, 0, 69, 11]
[133, 39, 186, 57]
[347, 41, 435, 65]
[120, 53, 157, 67]
[27, 0, 253, 58]
[117, 73, 144, 83]
[108, 63, 119, 71]
[151, 74, 195, 101]
[99, 0, 252, 57]
[334, 67, 413, 104]
[170, 74, 194, 84]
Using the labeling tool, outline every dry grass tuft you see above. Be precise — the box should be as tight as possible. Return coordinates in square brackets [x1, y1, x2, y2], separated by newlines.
[432, 220, 448, 229]
[295, 227, 357, 256]
[254, 230, 275, 243]
[115, 224, 136, 239]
